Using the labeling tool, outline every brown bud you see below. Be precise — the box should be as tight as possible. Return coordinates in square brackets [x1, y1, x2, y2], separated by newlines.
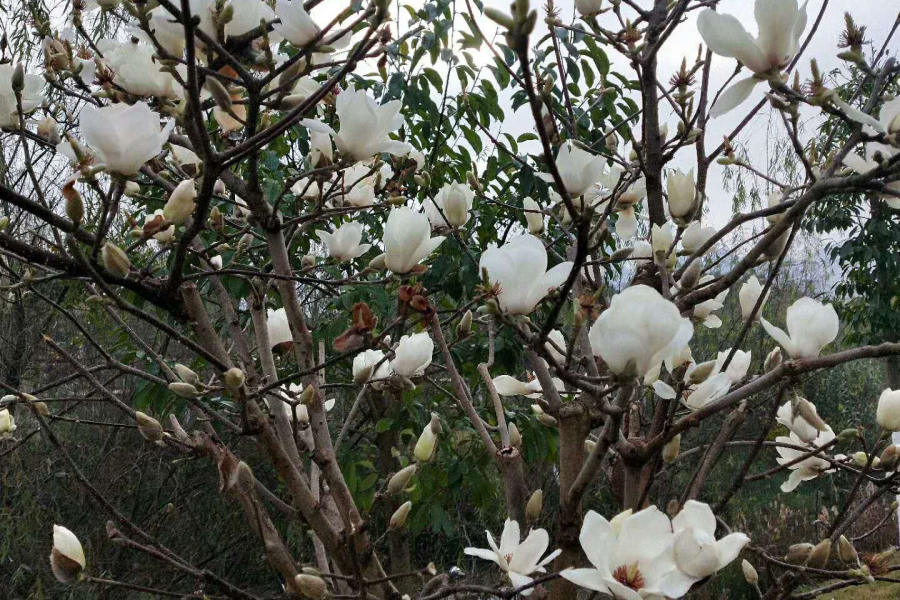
[807, 539, 831, 568]
[784, 543, 814, 565]
[837, 535, 858, 564]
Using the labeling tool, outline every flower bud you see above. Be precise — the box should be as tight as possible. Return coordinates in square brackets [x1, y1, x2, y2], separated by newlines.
[877, 388, 900, 431]
[537, 414, 558, 428]
[175, 364, 200, 386]
[224, 368, 245, 390]
[123, 181, 141, 197]
[852, 451, 870, 467]
[389, 501, 412, 530]
[763, 347, 783, 373]
[51, 525, 86, 583]
[508, 422, 522, 448]
[797, 398, 828, 433]
[37, 117, 60, 144]
[688, 360, 716, 384]
[301, 254, 316, 268]
[666, 498, 680, 517]
[168, 381, 199, 398]
[807, 539, 832, 568]
[784, 543, 814, 565]
[101, 243, 130, 277]
[236, 461, 255, 494]
[214, 179, 226, 195]
[64, 186, 84, 225]
[414, 414, 441, 463]
[742, 559, 758, 584]
[163, 180, 197, 225]
[135, 411, 164, 442]
[679, 260, 702, 291]
[368, 253, 387, 271]
[294, 573, 327, 599]
[456, 310, 473, 338]
[205, 77, 233, 111]
[663, 434, 681, 463]
[584, 439, 597, 455]
[387, 465, 417, 494]
[526, 489, 543, 522]
[11, 63, 24, 93]
[210, 206, 223, 231]
[838, 535, 858, 564]
[34, 401, 50, 417]
[297, 384, 315, 406]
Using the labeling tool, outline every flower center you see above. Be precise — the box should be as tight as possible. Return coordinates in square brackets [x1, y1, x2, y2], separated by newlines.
[612, 563, 645, 591]
[504, 553, 514, 565]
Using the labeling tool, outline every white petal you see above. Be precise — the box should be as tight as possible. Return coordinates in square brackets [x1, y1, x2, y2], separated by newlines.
[710, 77, 760, 119]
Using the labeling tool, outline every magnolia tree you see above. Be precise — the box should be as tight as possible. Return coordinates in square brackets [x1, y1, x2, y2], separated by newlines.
[2, 0, 900, 598]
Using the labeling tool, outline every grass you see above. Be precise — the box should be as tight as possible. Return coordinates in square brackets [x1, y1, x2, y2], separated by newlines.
[814, 580, 900, 599]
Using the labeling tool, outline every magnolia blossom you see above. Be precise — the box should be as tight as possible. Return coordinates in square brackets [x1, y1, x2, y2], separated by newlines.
[698, 0, 808, 117]
[842, 141, 899, 208]
[338, 163, 384, 207]
[693, 285, 728, 329]
[493, 375, 543, 398]
[390, 332, 434, 378]
[80, 102, 174, 175]
[739, 276, 769, 321]
[306, 85, 410, 162]
[98, 40, 181, 99]
[0, 408, 15, 435]
[169, 144, 201, 172]
[615, 206, 639, 240]
[425, 182, 475, 228]
[590, 285, 693, 378]
[761, 297, 839, 359]
[681, 222, 716, 254]
[316, 221, 371, 262]
[876, 389, 900, 431]
[777, 399, 826, 443]
[651, 222, 676, 257]
[308, 130, 333, 168]
[163, 180, 197, 225]
[479, 235, 574, 315]
[575, 0, 604, 17]
[0, 64, 43, 127]
[684, 373, 731, 411]
[382, 207, 445, 274]
[562, 507, 695, 600]
[672, 501, 750, 581]
[537, 144, 606, 198]
[523, 197, 544, 234]
[667, 169, 696, 220]
[51, 525, 86, 583]
[267, 308, 292, 349]
[353, 349, 392, 386]
[776, 426, 835, 492]
[464, 519, 561, 595]
[546, 330, 567, 365]
[273, 0, 319, 47]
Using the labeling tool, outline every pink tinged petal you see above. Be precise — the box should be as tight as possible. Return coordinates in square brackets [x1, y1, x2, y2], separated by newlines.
[714, 533, 751, 568]
[509, 528, 549, 574]
[754, 0, 801, 68]
[673, 500, 717, 536]
[710, 77, 760, 119]
[560, 568, 611, 594]
[760, 317, 795, 357]
[697, 10, 769, 73]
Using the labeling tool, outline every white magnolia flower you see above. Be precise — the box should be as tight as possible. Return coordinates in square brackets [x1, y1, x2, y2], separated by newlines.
[693, 285, 729, 330]
[80, 102, 175, 175]
[775, 426, 835, 492]
[616, 206, 639, 240]
[590, 285, 693, 378]
[876, 389, 900, 431]
[223, 0, 277, 39]
[0, 408, 15, 435]
[493, 374, 564, 399]
[651, 222, 676, 257]
[711, 348, 752, 384]
[390, 332, 434, 378]
[672, 501, 750, 582]
[308, 130, 333, 167]
[337, 163, 382, 207]
[353, 349, 392, 387]
[316, 221, 371, 262]
[143, 0, 274, 54]
[562, 507, 693, 600]
[761, 297, 839, 358]
[739, 275, 769, 321]
[0, 64, 43, 127]
[684, 373, 732, 411]
[163, 180, 197, 225]
[267, 308, 292, 349]
[697, 0, 808, 117]
[681, 222, 716, 254]
[667, 169, 696, 220]
[842, 142, 900, 208]
[537, 144, 606, 198]
[480, 235, 574, 315]
[523, 197, 544, 234]
[382, 207, 445, 274]
[425, 182, 475, 228]
[169, 144, 201, 171]
[464, 519, 561, 595]
[209, 255, 222, 270]
[130, 7, 187, 56]
[51, 525, 86, 583]
[305, 85, 410, 162]
[777, 399, 826, 443]
[98, 40, 181, 99]
[273, 0, 319, 47]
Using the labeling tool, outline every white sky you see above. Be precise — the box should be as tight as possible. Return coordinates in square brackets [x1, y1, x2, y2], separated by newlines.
[315, 0, 897, 227]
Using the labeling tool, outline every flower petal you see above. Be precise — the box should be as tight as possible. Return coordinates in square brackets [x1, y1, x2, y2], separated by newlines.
[710, 77, 760, 119]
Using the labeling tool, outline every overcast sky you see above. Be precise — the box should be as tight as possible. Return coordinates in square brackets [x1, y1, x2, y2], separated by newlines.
[314, 0, 896, 228]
